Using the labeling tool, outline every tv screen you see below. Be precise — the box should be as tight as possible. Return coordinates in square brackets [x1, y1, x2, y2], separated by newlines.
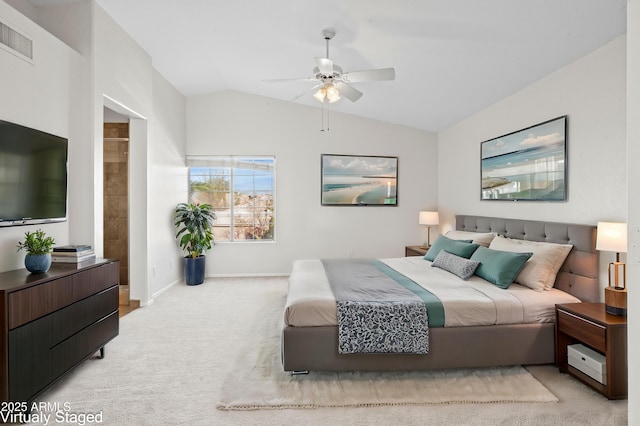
[0, 120, 68, 227]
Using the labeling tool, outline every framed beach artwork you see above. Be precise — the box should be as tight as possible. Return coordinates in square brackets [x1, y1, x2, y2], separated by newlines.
[321, 154, 398, 206]
[481, 116, 567, 201]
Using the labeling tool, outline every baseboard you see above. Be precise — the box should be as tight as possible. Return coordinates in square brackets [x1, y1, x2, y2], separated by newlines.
[144, 275, 288, 306]
[145, 278, 182, 306]
[206, 273, 290, 278]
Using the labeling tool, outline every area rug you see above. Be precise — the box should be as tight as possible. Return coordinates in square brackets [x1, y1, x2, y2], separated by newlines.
[217, 291, 558, 411]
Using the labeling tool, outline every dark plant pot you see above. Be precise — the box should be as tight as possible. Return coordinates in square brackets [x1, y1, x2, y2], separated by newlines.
[25, 253, 52, 274]
[184, 255, 206, 285]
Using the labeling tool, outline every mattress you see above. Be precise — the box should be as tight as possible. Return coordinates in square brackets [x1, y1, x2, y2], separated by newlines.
[284, 257, 581, 328]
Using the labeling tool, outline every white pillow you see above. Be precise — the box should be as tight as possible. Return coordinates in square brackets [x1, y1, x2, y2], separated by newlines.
[488, 236, 573, 291]
[445, 230, 497, 248]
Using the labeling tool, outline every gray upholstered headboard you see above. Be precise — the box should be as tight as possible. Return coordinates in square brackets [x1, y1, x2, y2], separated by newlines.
[456, 215, 599, 303]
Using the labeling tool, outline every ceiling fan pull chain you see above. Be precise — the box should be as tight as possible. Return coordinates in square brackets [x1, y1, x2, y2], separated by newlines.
[320, 101, 330, 132]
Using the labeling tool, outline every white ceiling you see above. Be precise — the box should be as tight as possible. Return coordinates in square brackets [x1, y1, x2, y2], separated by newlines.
[29, 0, 627, 132]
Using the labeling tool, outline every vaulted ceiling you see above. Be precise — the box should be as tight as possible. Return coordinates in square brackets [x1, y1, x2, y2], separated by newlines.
[29, 0, 627, 132]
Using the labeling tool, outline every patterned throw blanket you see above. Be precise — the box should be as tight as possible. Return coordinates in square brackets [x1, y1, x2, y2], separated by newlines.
[322, 259, 442, 355]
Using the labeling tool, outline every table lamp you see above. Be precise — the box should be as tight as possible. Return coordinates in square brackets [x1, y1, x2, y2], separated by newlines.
[419, 211, 439, 249]
[596, 221, 627, 316]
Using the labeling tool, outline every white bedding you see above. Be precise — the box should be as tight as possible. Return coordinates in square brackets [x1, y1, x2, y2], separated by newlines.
[284, 257, 581, 327]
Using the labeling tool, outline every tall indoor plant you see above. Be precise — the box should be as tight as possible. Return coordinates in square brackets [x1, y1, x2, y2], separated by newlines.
[16, 229, 56, 273]
[174, 202, 216, 285]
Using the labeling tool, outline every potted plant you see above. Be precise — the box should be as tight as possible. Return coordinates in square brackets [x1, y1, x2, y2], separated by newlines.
[16, 229, 56, 273]
[174, 202, 216, 285]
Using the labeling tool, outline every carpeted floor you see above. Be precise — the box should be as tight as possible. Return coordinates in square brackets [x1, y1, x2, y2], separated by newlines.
[31, 277, 627, 425]
[217, 288, 557, 410]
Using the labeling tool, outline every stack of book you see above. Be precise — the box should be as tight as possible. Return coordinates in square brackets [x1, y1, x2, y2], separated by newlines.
[52, 245, 96, 263]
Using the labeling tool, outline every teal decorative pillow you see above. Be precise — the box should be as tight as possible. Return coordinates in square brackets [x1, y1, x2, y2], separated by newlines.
[431, 250, 481, 280]
[424, 235, 479, 261]
[488, 236, 573, 291]
[470, 246, 533, 289]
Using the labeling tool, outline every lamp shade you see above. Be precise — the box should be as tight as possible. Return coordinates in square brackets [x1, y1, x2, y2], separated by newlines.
[596, 222, 627, 253]
[419, 211, 439, 226]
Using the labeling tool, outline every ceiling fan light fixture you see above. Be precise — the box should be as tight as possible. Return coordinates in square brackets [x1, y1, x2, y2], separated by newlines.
[313, 83, 341, 103]
[313, 87, 327, 102]
[325, 85, 340, 103]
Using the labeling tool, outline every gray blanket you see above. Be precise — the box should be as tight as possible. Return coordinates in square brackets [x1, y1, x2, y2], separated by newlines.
[322, 259, 429, 354]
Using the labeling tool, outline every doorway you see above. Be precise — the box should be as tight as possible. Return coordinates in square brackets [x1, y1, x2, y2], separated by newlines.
[103, 115, 138, 314]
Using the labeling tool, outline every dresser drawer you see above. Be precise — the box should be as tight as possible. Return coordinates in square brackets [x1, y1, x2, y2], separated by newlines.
[8, 276, 74, 329]
[557, 310, 606, 352]
[7, 261, 119, 330]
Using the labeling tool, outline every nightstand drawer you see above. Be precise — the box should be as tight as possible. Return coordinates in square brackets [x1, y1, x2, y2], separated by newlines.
[557, 310, 606, 352]
[568, 344, 606, 385]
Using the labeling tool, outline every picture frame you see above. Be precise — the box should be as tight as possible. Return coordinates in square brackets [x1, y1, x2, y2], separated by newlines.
[481, 116, 567, 201]
[321, 154, 398, 206]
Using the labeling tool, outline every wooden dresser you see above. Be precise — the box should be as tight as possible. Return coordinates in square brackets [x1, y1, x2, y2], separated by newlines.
[0, 259, 119, 405]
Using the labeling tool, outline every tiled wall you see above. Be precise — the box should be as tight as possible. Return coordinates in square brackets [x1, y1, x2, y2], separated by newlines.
[103, 123, 129, 287]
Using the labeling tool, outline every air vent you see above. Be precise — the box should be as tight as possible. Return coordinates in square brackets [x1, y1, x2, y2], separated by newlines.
[0, 20, 33, 61]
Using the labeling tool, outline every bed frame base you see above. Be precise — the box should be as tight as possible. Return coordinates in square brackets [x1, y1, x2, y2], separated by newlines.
[282, 323, 555, 372]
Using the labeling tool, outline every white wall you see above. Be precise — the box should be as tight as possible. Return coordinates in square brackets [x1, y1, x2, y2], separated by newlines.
[438, 35, 627, 298]
[0, 1, 82, 271]
[8, 1, 189, 304]
[40, 1, 94, 250]
[149, 69, 188, 298]
[187, 91, 438, 275]
[93, 4, 189, 303]
[626, 0, 639, 422]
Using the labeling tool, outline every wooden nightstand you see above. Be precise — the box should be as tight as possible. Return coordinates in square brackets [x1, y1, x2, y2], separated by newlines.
[405, 245, 428, 257]
[555, 303, 627, 399]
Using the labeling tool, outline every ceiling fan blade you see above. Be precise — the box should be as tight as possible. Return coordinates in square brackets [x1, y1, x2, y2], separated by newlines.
[291, 84, 322, 102]
[315, 57, 334, 76]
[262, 77, 316, 83]
[335, 82, 363, 102]
[343, 67, 395, 83]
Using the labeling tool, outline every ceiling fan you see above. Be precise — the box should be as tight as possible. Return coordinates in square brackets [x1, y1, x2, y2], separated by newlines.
[264, 29, 395, 104]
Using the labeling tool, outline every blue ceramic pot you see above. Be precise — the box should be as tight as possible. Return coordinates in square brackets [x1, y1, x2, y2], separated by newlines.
[25, 253, 52, 274]
[184, 255, 206, 285]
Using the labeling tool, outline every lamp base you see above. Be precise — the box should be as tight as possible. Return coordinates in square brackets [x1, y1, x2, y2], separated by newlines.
[604, 286, 627, 316]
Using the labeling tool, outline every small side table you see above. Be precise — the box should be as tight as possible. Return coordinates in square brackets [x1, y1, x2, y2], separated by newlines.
[555, 302, 627, 399]
[405, 245, 428, 257]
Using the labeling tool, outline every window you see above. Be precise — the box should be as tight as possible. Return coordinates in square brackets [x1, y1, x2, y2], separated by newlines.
[188, 156, 275, 242]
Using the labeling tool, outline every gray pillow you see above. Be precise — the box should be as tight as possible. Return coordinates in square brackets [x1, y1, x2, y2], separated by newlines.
[431, 250, 481, 280]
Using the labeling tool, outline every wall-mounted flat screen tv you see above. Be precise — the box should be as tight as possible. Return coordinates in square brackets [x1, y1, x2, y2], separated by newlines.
[0, 120, 68, 227]
[321, 154, 398, 206]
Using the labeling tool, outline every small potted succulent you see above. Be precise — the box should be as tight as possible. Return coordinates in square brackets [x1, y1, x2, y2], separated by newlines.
[16, 229, 56, 273]
[174, 202, 216, 285]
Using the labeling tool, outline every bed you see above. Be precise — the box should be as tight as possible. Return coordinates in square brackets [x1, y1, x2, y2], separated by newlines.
[281, 215, 599, 372]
